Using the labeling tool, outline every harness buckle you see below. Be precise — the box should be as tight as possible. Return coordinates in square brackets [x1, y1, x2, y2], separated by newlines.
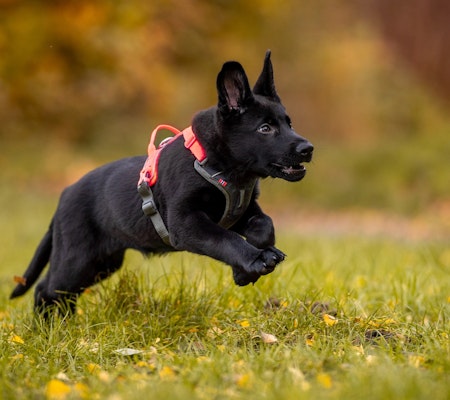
[137, 183, 157, 216]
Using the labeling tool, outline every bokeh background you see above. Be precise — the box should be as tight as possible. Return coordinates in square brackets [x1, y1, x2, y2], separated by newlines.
[1, 0, 449, 240]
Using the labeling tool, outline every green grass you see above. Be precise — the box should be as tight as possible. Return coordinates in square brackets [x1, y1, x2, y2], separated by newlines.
[1, 218, 449, 399]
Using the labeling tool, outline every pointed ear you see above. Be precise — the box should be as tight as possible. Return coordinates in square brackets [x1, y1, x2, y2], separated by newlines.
[253, 50, 281, 102]
[217, 61, 253, 114]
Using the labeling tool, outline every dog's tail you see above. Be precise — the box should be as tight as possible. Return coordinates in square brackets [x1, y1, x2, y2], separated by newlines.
[10, 225, 53, 299]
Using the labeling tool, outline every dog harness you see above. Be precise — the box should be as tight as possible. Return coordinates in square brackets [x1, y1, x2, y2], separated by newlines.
[137, 125, 257, 245]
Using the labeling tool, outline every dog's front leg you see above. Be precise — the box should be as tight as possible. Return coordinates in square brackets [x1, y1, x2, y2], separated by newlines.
[231, 202, 286, 285]
[167, 211, 283, 286]
[234, 201, 276, 249]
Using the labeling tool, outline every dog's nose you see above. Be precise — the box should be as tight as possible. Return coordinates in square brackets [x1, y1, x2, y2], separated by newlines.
[296, 141, 314, 158]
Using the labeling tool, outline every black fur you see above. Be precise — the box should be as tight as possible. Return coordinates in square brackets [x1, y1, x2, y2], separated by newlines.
[10, 51, 313, 315]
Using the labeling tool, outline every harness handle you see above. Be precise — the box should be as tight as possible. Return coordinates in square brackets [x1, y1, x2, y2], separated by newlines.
[138, 125, 183, 187]
[147, 125, 182, 155]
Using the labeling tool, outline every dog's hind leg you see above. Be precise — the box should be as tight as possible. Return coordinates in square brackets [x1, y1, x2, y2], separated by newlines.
[34, 249, 126, 317]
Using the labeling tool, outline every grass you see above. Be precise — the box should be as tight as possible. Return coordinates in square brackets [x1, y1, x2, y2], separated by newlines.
[0, 131, 448, 400]
[1, 216, 449, 399]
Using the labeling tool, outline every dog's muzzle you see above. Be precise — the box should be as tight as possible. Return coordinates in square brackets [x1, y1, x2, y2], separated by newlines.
[270, 141, 314, 182]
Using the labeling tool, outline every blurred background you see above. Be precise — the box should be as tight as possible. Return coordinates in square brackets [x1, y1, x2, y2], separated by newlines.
[1, 0, 449, 239]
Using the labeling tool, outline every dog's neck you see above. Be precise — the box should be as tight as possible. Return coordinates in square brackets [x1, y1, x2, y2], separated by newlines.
[191, 111, 259, 184]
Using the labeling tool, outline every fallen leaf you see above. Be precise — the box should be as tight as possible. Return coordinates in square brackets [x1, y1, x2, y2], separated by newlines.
[0, 311, 10, 320]
[217, 344, 226, 352]
[98, 371, 111, 383]
[260, 332, 278, 344]
[235, 373, 252, 388]
[196, 356, 211, 363]
[45, 379, 71, 400]
[366, 355, 378, 364]
[289, 368, 311, 391]
[408, 354, 426, 368]
[305, 334, 315, 347]
[207, 326, 224, 338]
[13, 275, 26, 286]
[10, 334, 25, 344]
[114, 348, 144, 356]
[10, 353, 24, 361]
[316, 373, 332, 389]
[238, 319, 250, 328]
[87, 363, 101, 374]
[73, 383, 89, 399]
[323, 313, 338, 326]
[55, 372, 70, 382]
[159, 366, 176, 379]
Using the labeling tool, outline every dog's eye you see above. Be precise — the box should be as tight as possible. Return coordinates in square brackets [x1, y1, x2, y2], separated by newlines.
[286, 116, 293, 129]
[258, 124, 274, 134]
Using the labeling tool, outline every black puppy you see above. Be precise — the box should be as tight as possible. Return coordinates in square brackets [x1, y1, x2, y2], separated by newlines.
[11, 51, 313, 315]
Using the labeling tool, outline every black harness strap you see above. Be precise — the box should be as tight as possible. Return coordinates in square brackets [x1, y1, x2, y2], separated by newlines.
[194, 160, 258, 229]
[138, 160, 257, 245]
[138, 183, 171, 245]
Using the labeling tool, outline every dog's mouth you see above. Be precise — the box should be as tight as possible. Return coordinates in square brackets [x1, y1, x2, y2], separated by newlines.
[269, 162, 307, 181]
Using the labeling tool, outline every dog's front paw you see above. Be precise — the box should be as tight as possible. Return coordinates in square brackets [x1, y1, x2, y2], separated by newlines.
[232, 267, 260, 286]
[233, 247, 285, 286]
[247, 246, 286, 276]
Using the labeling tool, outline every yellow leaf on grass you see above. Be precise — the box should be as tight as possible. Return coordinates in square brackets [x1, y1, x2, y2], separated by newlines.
[73, 383, 89, 399]
[323, 314, 338, 326]
[10, 334, 25, 344]
[45, 379, 71, 400]
[217, 344, 226, 352]
[353, 345, 365, 356]
[236, 373, 252, 388]
[238, 320, 250, 328]
[87, 363, 101, 374]
[316, 373, 332, 389]
[305, 334, 315, 347]
[159, 366, 176, 379]
[10, 353, 24, 361]
[408, 354, 426, 368]
[136, 360, 157, 372]
[0, 311, 10, 320]
[98, 371, 111, 383]
[207, 326, 224, 338]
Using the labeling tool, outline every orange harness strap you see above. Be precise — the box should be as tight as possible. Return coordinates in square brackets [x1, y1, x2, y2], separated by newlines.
[138, 125, 206, 187]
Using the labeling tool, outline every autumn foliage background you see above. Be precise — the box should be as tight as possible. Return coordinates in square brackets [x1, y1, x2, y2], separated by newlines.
[1, 0, 449, 230]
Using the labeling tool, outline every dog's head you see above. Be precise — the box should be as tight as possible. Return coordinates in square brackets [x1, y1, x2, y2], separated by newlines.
[212, 51, 313, 182]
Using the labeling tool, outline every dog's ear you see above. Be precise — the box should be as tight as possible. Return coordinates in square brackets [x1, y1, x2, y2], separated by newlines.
[217, 61, 253, 115]
[253, 50, 281, 102]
